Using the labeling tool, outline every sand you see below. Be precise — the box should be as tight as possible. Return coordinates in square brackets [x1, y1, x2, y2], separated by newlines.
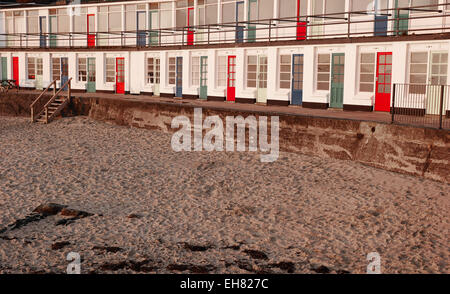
[0, 116, 448, 274]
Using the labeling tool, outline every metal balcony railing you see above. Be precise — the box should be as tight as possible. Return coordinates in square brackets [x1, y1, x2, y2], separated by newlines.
[0, 3, 449, 49]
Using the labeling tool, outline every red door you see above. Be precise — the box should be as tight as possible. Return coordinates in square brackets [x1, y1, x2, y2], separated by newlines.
[296, 0, 307, 40]
[375, 52, 393, 112]
[87, 14, 96, 48]
[227, 56, 236, 102]
[12, 57, 19, 86]
[116, 57, 125, 94]
[187, 7, 194, 45]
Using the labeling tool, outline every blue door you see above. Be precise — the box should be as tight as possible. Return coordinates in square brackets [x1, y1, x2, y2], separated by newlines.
[291, 54, 304, 105]
[61, 57, 69, 90]
[176, 57, 183, 97]
[235, 1, 244, 43]
[374, 15, 388, 36]
[39, 16, 47, 48]
[136, 11, 146, 47]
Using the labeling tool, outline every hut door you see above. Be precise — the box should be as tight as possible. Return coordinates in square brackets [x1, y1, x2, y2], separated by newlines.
[375, 52, 393, 112]
[87, 14, 96, 47]
[1, 57, 7, 83]
[187, 7, 194, 45]
[247, 0, 257, 42]
[149, 10, 159, 46]
[49, 15, 57, 47]
[256, 55, 267, 103]
[61, 57, 69, 90]
[116, 57, 125, 94]
[394, 0, 409, 36]
[296, 0, 307, 40]
[39, 16, 47, 48]
[137, 11, 146, 47]
[291, 54, 304, 105]
[199, 56, 208, 100]
[235, 1, 245, 43]
[176, 57, 183, 97]
[87, 57, 96, 92]
[12, 56, 19, 86]
[227, 55, 236, 101]
[330, 53, 345, 108]
[374, 0, 388, 36]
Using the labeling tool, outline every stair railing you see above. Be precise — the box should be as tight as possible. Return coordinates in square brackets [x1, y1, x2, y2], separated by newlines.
[41, 78, 72, 123]
[30, 79, 57, 122]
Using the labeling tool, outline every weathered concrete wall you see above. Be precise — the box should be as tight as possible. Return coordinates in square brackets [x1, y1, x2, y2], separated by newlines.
[1, 93, 449, 183]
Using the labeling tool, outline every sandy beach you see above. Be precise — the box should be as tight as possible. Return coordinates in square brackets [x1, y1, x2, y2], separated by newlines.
[0, 116, 448, 274]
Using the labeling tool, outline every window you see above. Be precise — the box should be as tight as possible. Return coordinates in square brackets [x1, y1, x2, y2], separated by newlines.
[27, 57, 42, 80]
[147, 57, 160, 84]
[205, 0, 218, 25]
[279, 0, 296, 18]
[247, 55, 257, 88]
[58, 9, 69, 33]
[352, 0, 374, 12]
[78, 57, 87, 82]
[409, 52, 428, 94]
[74, 8, 87, 33]
[161, 2, 173, 29]
[192, 56, 200, 86]
[217, 56, 227, 87]
[279, 55, 291, 89]
[325, 0, 346, 18]
[359, 53, 375, 92]
[177, 0, 193, 28]
[27, 57, 35, 80]
[106, 57, 115, 83]
[222, 0, 236, 23]
[98, 6, 108, 32]
[52, 58, 61, 81]
[259, 0, 274, 20]
[27, 11, 39, 34]
[126, 4, 137, 31]
[410, 0, 439, 12]
[109, 6, 122, 31]
[316, 53, 331, 91]
[168, 57, 176, 85]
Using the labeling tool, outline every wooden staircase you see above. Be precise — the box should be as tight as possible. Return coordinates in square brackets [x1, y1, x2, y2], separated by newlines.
[30, 78, 72, 124]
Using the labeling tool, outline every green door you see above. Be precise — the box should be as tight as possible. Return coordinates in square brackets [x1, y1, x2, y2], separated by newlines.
[1, 57, 7, 85]
[49, 15, 57, 47]
[394, 0, 409, 36]
[330, 53, 345, 109]
[427, 52, 448, 115]
[247, 0, 257, 42]
[149, 10, 159, 46]
[199, 56, 208, 100]
[87, 57, 96, 92]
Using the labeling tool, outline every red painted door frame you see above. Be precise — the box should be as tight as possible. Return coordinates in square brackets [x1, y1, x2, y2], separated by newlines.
[187, 7, 194, 45]
[227, 56, 236, 102]
[296, 0, 307, 40]
[115, 57, 125, 94]
[12, 57, 19, 86]
[87, 14, 96, 48]
[375, 52, 393, 112]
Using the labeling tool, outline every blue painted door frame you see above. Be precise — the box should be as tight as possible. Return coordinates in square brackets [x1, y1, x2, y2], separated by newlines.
[291, 54, 304, 105]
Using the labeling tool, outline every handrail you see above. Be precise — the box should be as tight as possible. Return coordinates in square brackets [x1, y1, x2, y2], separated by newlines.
[44, 78, 72, 123]
[30, 79, 56, 108]
[30, 78, 57, 122]
[42, 78, 72, 110]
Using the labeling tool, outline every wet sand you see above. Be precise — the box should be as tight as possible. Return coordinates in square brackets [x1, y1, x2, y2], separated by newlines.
[0, 116, 448, 274]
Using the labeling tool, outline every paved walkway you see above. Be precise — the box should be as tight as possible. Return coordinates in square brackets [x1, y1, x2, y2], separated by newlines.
[21, 89, 394, 124]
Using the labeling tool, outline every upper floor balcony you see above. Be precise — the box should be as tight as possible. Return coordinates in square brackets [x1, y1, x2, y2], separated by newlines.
[0, 0, 449, 50]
